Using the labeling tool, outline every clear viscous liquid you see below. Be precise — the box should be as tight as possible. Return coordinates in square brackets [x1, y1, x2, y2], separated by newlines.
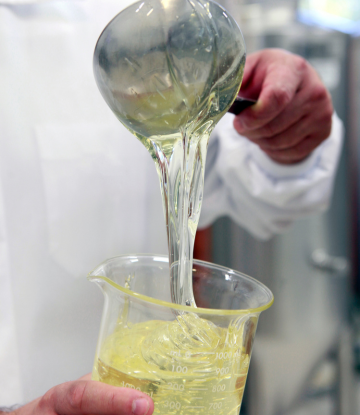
[92, 316, 251, 415]
[121, 71, 243, 307]
[94, 0, 245, 306]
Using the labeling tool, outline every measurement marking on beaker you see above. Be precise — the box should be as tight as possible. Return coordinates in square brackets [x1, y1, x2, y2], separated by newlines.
[216, 352, 233, 360]
[172, 365, 188, 373]
[193, 369, 209, 373]
[216, 367, 230, 375]
[185, 406, 205, 409]
[189, 388, 208, 391]
[192, 397, 202, 400]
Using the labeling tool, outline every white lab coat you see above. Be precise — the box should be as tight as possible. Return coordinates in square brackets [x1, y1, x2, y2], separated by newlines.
[0, 0, 343, 406]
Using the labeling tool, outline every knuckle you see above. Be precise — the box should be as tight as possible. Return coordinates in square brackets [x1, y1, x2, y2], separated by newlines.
[299, 136, 321, 158]
[324, 102, 334, 121]
[271, 86, 292, 109]
[298, 146, 312, 159]
[67, 382, 87, 411]
[108, 390, 119, 413]
[323, 112, 333, 130]
[261, 123, 278, 139]
[294, 56, 308, 74]
[317, 107, 333, 139]
[38, 387, 56, 411]
[311, 83, 329, 102]
[318, 128, 331, 142]
[238, 114, 260, 131]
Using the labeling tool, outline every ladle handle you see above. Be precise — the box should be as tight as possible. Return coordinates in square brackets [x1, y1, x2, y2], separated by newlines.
[228, 97, 257, 115]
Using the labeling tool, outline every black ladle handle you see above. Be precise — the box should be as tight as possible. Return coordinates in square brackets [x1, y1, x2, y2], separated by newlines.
[228, 97, 257, 115]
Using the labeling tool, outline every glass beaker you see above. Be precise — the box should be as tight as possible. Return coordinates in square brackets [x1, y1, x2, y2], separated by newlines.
[88, 255, 273, 415]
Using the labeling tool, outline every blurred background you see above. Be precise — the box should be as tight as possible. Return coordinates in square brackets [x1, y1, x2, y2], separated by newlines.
[194, 0, 360, 414]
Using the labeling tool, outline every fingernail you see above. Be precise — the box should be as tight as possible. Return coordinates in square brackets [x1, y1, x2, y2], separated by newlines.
[132, 398, 150, 415]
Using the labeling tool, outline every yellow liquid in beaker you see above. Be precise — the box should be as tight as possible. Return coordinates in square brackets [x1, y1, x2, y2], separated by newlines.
[93, 316, 251, 415]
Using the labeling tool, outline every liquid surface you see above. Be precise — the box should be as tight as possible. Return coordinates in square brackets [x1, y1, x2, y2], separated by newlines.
[94, 0, 246, 306]
[93, 316, 250, 415]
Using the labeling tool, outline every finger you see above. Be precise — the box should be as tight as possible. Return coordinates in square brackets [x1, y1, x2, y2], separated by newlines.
[248, 105, 331, 150]
[253, 115, 310, 151]
[240, 82, 311, 141]
[235, 53, 306, 133]
[40, 380, 154, 415]
[248, 89, 332, 151]
[262, 134, 326, 164]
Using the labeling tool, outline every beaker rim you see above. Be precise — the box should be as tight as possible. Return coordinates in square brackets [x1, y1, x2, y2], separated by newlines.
[88, 254, 274, 315]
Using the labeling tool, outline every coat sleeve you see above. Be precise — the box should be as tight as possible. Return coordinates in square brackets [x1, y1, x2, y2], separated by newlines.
[199, 112, 344, 239]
